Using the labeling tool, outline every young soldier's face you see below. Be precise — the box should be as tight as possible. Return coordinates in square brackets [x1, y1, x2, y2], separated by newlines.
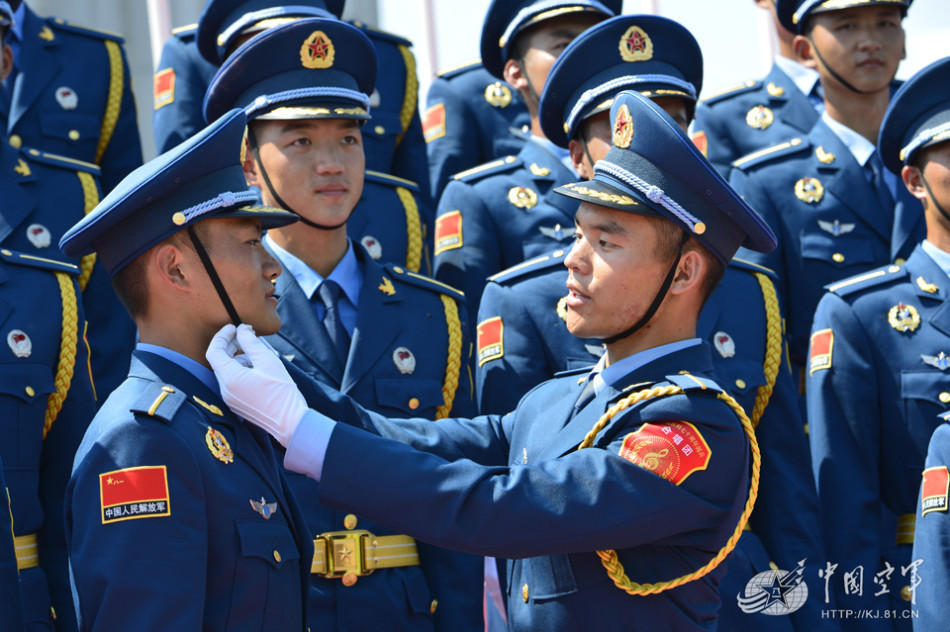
[514, 13, 604, 98]
[807, 6, 905, 93]
[245, 118, 365, 228]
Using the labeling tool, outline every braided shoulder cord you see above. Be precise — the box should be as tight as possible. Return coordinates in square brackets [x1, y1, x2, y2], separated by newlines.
[395, 186, 423, 272]
[751, 272, 782, 427]
[434, 294, 462, 419]
[43, 273, 79, 439]
[396, 44, 418, 147]
[95, 40, 123, 164]
[76, 172, 100, 291]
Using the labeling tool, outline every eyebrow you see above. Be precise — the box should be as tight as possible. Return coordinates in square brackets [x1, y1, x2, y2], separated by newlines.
[278, 120, 315, 134]
[576, 218, 626, 235]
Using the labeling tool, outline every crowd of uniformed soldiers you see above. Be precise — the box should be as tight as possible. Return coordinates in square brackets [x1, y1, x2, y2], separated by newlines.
[1, 0, 949, 630]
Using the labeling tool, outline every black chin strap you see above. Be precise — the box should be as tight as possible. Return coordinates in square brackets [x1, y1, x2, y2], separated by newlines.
[921, 173, 950, 224]
[808, 37, 874, 95]
[187, 226, 241, 326]
[600, 232, 690, 345]
[245, 125, 349, 231]
[580, 136, 597, 177]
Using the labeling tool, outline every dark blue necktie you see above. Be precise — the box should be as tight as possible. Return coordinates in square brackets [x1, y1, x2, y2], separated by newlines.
[867, 150, 895, 216]
[316, 280, 350, 364]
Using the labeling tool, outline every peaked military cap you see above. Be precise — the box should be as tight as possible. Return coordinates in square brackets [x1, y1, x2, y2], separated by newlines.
[879, 56, 950, 174]
[479, 0, 620, 79]
[777, 0, 911, 34]
[0, 1, 12, 28]
[555, 90, 776, 262]
[539, 14, 702, 148]
[204, 18, 376, 124]
[59, 109, 296, 274]
[197, 0, 345, 65]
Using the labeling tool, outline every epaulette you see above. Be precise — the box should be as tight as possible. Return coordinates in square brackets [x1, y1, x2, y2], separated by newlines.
[350, 20, 411, 47]
[22, 147, 100, 175]
[699, 79, 761, 105]
[728, 257, 778, 281]
[386, 265, 465, 302]
[436, 59, 482, 80]
[554, 366, 593, 378]
[452, 155, 521, 183]
[663, 372, 724, 394]
[0, 248, 79, 275]
[129, 383, 186, 424]
[170, 23, 197, 41]
[731, 137, 809, 170]
[488, 248, 568, 285]
[939, 410, 950, 423]
[48, 17, 124, 43]
[825, 263, 905, 298]
[364, 170, 420, 192]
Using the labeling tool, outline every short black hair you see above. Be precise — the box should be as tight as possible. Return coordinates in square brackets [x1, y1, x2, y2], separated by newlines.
[652, 216, 725, 307]
[111, 252, 150, 319]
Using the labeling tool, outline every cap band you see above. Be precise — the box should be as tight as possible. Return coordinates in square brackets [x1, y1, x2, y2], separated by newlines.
[900, 121, 950, 162]
[246, 87, 371, 118]
[794, 0, 907, 24]
[595, 159, 705, 234]
[499, 2, 595, 48]
[217, 5, 332, 49]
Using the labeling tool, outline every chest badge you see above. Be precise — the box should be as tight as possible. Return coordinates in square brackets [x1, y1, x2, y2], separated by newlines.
[250, 497, 278, 520]
[888, 302, 921, 333]
[508, 186, 538, 210]
[922, 352, 950, 371]
[745, 105, 774, 130]
[713, 331, 736, 358]
[205, 427, 234, 464]
[484, 82, 512, 108]
[556, 295, 569, 323]
[7, 329, 32, 358]
[794, 177, 824, 204]
[26, 224, 51, 248]
[817, 219, 854, 236]
[360, 235, 382, 260]
[55, 86, 78, 110]
[393, 347, 416, 374]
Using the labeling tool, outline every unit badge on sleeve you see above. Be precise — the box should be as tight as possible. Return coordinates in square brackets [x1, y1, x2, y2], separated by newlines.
[99, 466, 171, 524]
[618, 421, 711, 485]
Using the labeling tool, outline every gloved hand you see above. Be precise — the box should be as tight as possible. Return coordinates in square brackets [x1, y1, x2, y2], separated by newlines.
[206, 323, 308, 446]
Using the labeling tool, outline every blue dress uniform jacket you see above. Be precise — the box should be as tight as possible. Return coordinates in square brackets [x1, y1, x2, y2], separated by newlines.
[423, 62, 529, 200]
[807, 245, 949, 629]
[66, 350, 312, 631]
[692, 62, 819, 177]
[3, 5, 142, 193]
[433, 137, 577, 317]
[265, 246, 482, 631]
[729, 119, 925, 371]
[0, 456, 25, 632]
[287, 343, 752, 631]
[0, 250, 97, 632]
[0, 141, 136, 406]
[477, 254, 829, 631]
[911, 414, 950, 631]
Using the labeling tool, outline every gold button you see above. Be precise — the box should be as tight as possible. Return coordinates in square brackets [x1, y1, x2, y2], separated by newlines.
[900, 585, 912, 602]
[343, 513, 358, 530]
[0, 249, 10, 256]
[522, 583, 529, 602]
[940, 392, 950, 404]
[832, 252, 845, 263]
[172, 212, 186, 226]
[342, 572, 358, 587]
[68, 130, 80, 141]
[273, 550, 281, 563]
[25, 386, 35, 397]
[553, 249, 564, 257]
[895, 258, 906, 265]
[9, 134, 21, 148]
[393, 266, 404, 274]
[429, 599, 438, 614]
[408, 397, 420, 410]
[735, 379, 747, 389]
[374, 125, 385, 135]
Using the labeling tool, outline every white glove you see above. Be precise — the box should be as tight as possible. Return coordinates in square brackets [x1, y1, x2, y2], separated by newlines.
[206, 324, 308, 446]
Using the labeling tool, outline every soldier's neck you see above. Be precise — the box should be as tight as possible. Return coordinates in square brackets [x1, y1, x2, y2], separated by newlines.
[268, 223, 349, 278]
[822, 83, 890, 144]
[604, 318, 697, 368]
[137, 324, 215, 370]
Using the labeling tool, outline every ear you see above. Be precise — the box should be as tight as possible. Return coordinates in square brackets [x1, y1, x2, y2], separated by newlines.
[242, 143, 260, 188]
[150, 241, 194, 295]
[568, 138, 591, 179]
[902, 164, 928, 203]
[792, 34, 815, 66]
[0, 44, 12, 82]
[502, 58, 527, 93]
[669, 247, 707, 297]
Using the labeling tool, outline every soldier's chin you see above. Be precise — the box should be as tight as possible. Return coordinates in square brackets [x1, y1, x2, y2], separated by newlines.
[248, 310, 282, 337]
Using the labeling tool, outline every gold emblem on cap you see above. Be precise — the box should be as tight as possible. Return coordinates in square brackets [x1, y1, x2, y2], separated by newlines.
[484, 82, 512, 108]
[612, 103, 634, 148]
[888, 302, 921, 333]
[618, 25, 653, 62]
[172, 212, 187, 225]
[794, 177, 824, 204]
[508, 186, 538, 210]
[205, 426, 234, 464]
[745, 105, 774, 130]
[300, 30, 335, 69]
[815, 146, 836, 164]
[766, 82, 785, 97]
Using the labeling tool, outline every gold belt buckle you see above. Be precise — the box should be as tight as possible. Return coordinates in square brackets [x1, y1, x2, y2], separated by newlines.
[318, 530, 373, 582]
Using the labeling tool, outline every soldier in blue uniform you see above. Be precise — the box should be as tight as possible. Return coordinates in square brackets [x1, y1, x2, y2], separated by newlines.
[204, 19, 481, 630]
[692, 0, 822, 177]
[0, 1, 141, 193]
[432, 0, 620, 321]
[60, 109, 311, 631]
[423, 61, 529, 201]
[730, 0, 920, 383]
[208, 90, 778, 631]
[480, 18, 829, 631]
[914, 411, 950, 631]
[807, 56, 950, 630]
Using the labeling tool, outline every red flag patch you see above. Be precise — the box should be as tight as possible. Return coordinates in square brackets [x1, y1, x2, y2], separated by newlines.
[922, 466, 950, 516]
[618, 421, 711, 485]
[434, 210, 463, 255]
[477, 316, 504, 366]
[422, 103, 446, 143]
[809, 328, 834, 374]
[691, 130, 708, 157]
[99, 466, 171, 524]
[153, 68, 175, 110]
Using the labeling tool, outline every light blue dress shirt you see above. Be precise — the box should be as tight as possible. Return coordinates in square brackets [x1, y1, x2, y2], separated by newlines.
[922, 240, 950, 280]
[137, 342, 220, 396]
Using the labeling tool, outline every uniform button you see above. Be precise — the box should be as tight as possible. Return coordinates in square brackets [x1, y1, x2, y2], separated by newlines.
[341, 572, 358, 587]
[940, 392, 950, 404]
[374, 125, 385, 135]
[9, 134, 21, 148]
[25, 385, 35, 397]
[522, 583, 529, 602]
[735, 379, 747, 390]
[895, 258, 906, 265]
[429, 599, 438, 614]
[343, 513, 358, 530]
[832, 252, 845, 263]
[900, 585, 912, 602]
[408, 397, 420, 410]
[553, 249, 564, 257]
[273, 550, 281, 563]
[68, 130, 80, 141]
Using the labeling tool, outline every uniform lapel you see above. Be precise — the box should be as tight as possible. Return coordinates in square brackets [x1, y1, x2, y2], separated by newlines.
[9, 9, 61, 132]
[891, 186, 925, 261]
[905, 247, 950, 338]
[0, 144, 38, 243]
[766, 64, 818, 134]
[273, 271, 344, 384]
